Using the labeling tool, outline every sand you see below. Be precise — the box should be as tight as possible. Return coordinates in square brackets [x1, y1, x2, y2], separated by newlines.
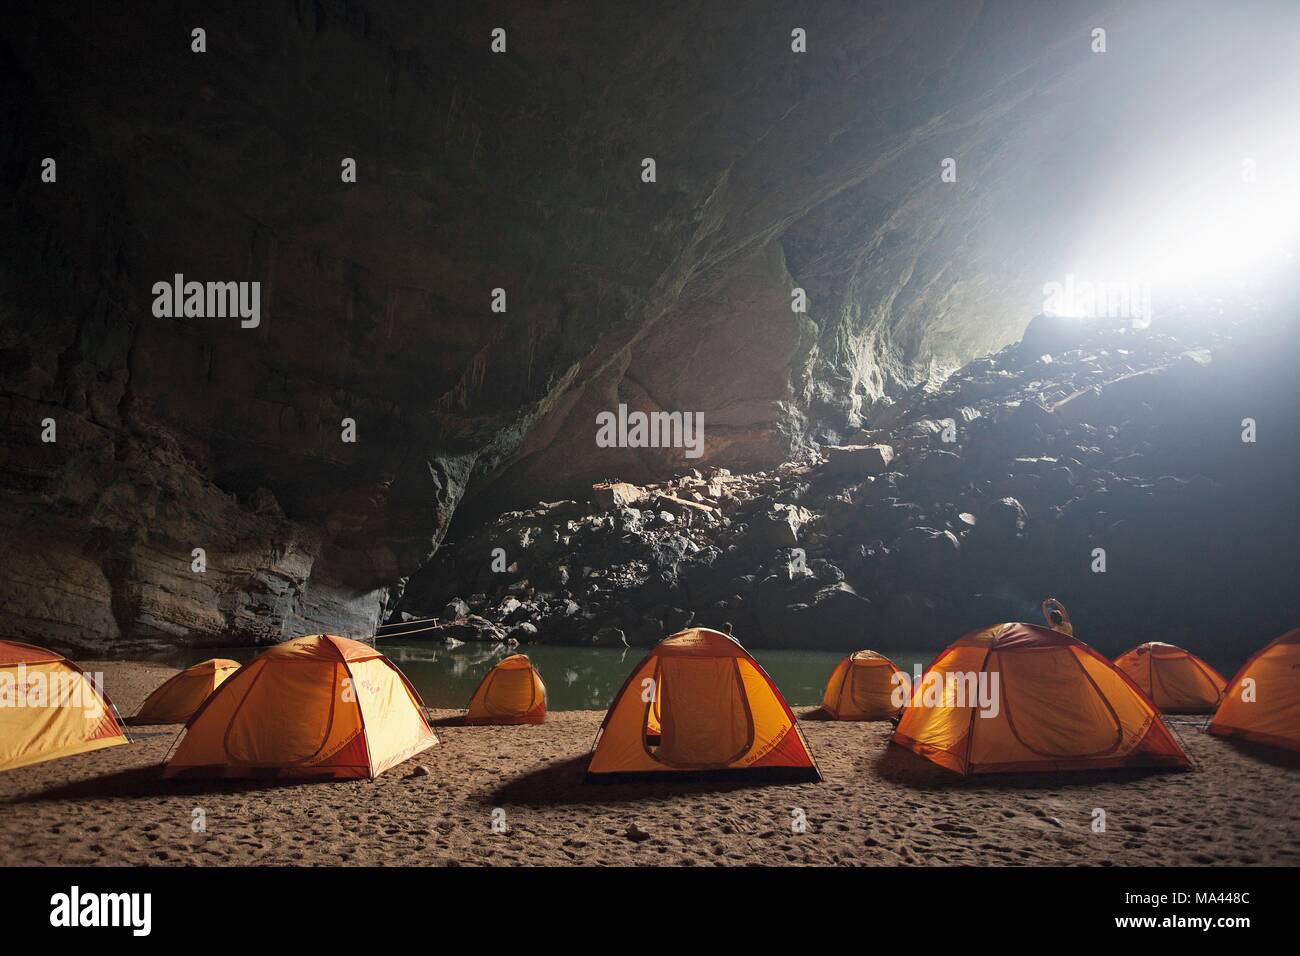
[1, 660, 1297, 866]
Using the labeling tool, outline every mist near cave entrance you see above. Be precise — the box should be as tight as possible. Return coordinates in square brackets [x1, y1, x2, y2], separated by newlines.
[979, 0, 1300, 332]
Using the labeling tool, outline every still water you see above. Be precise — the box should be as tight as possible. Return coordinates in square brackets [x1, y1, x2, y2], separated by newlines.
[160, 642, 942, 711]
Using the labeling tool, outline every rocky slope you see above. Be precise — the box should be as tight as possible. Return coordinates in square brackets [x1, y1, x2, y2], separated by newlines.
[1, 1, 1125, 652]
[401, 307, 1300, 656]
[4, 2, 1294, 655]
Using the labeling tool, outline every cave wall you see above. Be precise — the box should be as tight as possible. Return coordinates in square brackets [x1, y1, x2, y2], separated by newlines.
[1, 0, 1111, 651]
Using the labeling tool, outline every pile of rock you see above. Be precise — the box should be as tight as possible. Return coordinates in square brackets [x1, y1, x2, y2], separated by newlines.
[400, 312, 1299, 655]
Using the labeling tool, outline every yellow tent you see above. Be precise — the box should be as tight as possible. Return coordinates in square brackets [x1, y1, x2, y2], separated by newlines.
[892, 622, 1191, 774]
[163, 635, 436, 780]
[819, 650, 905, 720]
[587, 627, 820, 782]
[0, 640, 128, 772]
[465, 653, 546, 724]
[132, 658, 241, 724]
[1209, 628, 1300, 751]
[1113, 643, 1226, 714]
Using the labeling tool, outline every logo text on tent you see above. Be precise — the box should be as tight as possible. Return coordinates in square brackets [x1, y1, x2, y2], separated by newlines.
[49, 886, 151, 937]
[595, 404, 705, 459]
[0, 664, 105, 717]
[340, 676, 382, 703]
[891, 667, 1001, 719]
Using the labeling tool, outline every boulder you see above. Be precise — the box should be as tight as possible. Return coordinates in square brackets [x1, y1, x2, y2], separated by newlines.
[821, 444, 895, 477]
[893, 526, 961, 581]
[754, 504, 814, 548]
[654, 493, 715, 516]
[758, 583, 875, 649]
[505, 622, 538, 643]
[592, 482, 648, 510]
[974, 496, 1027, 544]
[822, 492, 864, 534]
[493, 596, 522, 621]
[1051, 385, 1103, 425]
[432, 615, 505, 643]
[914, 449, 963, 482]
[1005, 399, 1060, 434]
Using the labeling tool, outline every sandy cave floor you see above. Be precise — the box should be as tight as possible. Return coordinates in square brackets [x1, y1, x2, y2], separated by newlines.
[1, 660, 1297, 866]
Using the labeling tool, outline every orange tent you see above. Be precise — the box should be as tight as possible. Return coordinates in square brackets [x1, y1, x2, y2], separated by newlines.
[587, 627, 820, 782]
[892, 623, 1191, 774]
[163, 635, 436, 780]
[0, 640, 128, 772]
[819, 650, 906, 720]
[465, 653, 546, 724]
[1209, 628, 1300, 752]
[1113, 643, 1227, 714]
[132, 658, 241, 724]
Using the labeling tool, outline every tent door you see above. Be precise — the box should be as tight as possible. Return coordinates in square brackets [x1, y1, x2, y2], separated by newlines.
[650, 657, 754, 768]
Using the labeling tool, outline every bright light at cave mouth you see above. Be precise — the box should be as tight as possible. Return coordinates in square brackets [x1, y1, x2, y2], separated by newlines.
[1063, 74, 1300, 308]
[1120, 172, 1300, 288]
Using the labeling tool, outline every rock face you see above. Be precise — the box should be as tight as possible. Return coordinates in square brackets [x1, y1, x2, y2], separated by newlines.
[0, 3, 1295, 653]
[404, 311, 1300, 655]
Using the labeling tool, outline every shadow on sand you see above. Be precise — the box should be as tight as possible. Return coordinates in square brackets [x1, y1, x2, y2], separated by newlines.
[478, 754, 814, 808]
[873, 742, 1190, 791]
[5, 765, 362, 803]
[795, 707, 834, 721]
[1212, 736, 1300, 770]
[1166, 719, 1300, 770]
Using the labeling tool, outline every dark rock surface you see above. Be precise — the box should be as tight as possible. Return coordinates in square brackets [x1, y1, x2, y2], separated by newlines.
[1, 3, 1295, 656]
[0, 2, 1115, 651]
[404, 311, 1300, 656]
